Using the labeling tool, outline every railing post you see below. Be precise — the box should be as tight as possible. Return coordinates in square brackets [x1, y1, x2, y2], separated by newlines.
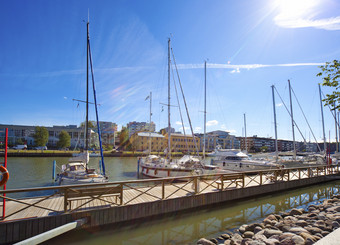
[242, 173, 245, 188]
[221, 174, 224, 190]
[64, 188, 68, 212]
[120, 183, 123, 205]
[298, 169, 301, 179]
[162, 181, 165, 200]
[287, 169, 290, 181]
[260, 172, 262, 185]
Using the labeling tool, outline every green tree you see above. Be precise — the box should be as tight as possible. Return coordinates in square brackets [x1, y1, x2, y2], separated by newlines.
[33, 126, 49, 147]
[260, 146, 268, 152]
[80, 121, 96, 129]
[119, 127, 130, 150]
[57, 130, 71, 149]
[16, 138, 24, 145]
[317, 60, 340, 109]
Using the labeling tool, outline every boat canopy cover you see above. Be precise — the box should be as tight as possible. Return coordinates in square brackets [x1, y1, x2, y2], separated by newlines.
[178, 155, 200, 163]
[68, 151, 89, 164]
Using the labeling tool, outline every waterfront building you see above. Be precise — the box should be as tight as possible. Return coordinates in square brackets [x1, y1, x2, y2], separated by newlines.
[0, 124, 98, 149]
[130, 132, 165, 152]
[97, 121, 118, 147]
[197, 131, 240, 152]
[239, 136, 275, 152]
[127, 121, 156, 138]
[163, 133, 201, 153]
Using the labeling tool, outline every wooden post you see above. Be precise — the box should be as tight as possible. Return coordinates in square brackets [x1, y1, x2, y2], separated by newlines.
[221, 174, 224, 190]
[260, 172, 262, 185]
[64, 188, 68, 212]
[242, 173, 245, 188]
[162, 181, 165, 200]
[120, 184, 123, 205]
[298, 169, 301, 179]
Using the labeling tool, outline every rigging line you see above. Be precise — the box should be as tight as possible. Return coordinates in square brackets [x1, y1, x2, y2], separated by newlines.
[170, 61, 190, 152]
[171, 47, 201, 161]
[88, 37, 106, 176]
[291, 87, 322, 152]
[321, 91, 340, 129]
[274, 86, 307, 144]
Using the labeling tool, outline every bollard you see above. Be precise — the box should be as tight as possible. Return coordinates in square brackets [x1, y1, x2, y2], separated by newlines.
[52, 160, 56, 180]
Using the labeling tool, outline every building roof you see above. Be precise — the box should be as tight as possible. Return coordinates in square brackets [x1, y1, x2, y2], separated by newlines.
[137, 132, 164, 138]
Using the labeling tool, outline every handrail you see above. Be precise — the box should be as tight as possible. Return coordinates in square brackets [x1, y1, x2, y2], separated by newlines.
[0, 164, 337, 195]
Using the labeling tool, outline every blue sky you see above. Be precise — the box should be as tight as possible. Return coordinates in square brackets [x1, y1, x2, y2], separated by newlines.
[1, 0, 340, 142]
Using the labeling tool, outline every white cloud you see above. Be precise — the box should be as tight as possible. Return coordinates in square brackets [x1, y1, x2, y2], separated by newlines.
[230, 68, 240, 74]
[273, 0, 340, 30]
[175, 121, 183, 125]
[194, 127, 202, 133]
[206, 120, 219, 126]
[276, 103, 283, 107]
[63, 97, 67, 100]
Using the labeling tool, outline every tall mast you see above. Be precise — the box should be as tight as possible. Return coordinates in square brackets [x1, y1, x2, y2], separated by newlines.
[149, 91, 152, 154]
[319, 84, 327, 154]
[167, 38, 171, 160]
[203, 61, 207, 160]
[271, 85, 278, 161]
[85, 20, 89, 151]
[335, 102, 338, 152]
[244, 113, 247, 152]
[288, 79, 296, 160]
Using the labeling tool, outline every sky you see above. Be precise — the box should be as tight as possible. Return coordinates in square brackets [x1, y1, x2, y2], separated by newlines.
[1, 0, 340, 143]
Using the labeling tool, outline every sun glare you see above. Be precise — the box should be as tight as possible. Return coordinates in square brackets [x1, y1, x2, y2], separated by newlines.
[275, 0, 319, 18]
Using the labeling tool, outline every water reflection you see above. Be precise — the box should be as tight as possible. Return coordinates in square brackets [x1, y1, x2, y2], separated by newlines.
[47, 181, 340, 245]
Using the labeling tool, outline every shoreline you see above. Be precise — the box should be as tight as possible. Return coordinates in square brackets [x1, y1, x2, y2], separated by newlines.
[197, 194, 340, 245]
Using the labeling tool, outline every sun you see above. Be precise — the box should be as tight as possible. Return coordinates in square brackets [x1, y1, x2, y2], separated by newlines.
[274, 0, 319, 18]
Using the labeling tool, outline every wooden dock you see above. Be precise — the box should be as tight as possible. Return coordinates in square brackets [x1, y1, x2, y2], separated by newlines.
[0, 165, 339, 244]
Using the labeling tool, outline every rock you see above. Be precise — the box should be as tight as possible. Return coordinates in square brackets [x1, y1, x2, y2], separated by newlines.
[245, 223, 261, 232]
[289, 208, 303, 216]
[296, 220, 308, 227]
[308, 206, 316, 212]
[299, 232, 317, 242]
[288, 227, 308, 235]
[265, 214, 278, 222]
[240, 238, 252, 245]
[283, 216, 298, 224]
[274, 214, 282, 221]
[321, 230, 330, 237]
[253, 226, 262, 234]
[210, 238, 219, 244]
[305, 238, 314, 245]
[291, 235, 305, 245]
[197, 238, 216, 245]
[332, 221, 340, 228]
[230, 233, 243, 245]
[224, 240, 231, 245]
[239, 225, 247, 234]
[308, 213, 318, 218]
[221, 234, 231, 240]
[263, 229, 282, 238]
[305, 226, 323, 235]
[243, 241, 265, 245]
[281, 225, 292, 232]
[278, 232, 296, 241]
[243, 231, 254, 239]
[262, 238, 280, 245]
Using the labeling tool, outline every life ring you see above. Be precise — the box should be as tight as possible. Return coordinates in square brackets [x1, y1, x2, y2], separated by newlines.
[0, 166, 9, 186]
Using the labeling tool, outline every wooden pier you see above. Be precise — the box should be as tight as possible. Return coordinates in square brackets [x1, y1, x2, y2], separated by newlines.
[1, 165, 339, 244]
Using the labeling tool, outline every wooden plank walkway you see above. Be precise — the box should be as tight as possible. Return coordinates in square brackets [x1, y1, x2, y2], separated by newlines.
[0, 166, 329, 221]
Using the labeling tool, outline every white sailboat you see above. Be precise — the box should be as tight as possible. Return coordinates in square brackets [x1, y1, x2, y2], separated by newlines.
[56, 20, 108, 185]
[138, 39, 222, 178]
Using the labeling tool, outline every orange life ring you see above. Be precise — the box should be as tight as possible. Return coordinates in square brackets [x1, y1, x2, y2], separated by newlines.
[0, 166, 9, 186]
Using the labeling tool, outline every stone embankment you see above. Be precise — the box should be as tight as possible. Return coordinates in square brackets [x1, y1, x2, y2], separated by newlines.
[197, 195, 340, 245]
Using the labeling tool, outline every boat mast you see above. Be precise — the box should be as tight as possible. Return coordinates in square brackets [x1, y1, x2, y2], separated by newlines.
[335, 102, 338, 152]
[203, 60, 207, 160]
[149, 91, 152, 154]
[319, 84, 327, 154]
[167, 38, 171, 160]
[271, 85, 278, 161]
[244, 113, 247, 153]
[85, 20, 89, 153]
[288, 80, 296, 160]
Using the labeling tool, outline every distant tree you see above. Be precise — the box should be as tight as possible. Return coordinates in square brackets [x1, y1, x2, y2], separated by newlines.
[119, 127, 130, 150]
[80, 121, 96, 129]
[33, 126, 49, 147]
[260, 146, 268, 152]
[317, 60, 340, 109]
[16, 138, 24, 145]
[57, 130, 71, 149]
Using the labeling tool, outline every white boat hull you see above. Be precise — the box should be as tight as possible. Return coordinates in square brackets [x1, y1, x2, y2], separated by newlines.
[211, 159, 279, 171]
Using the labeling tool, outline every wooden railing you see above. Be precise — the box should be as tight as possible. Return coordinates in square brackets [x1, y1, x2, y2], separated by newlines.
[0, 164, 339, 221]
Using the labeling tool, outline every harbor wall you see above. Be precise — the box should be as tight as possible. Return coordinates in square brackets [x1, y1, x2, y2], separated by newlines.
[0, 175, 337, 244]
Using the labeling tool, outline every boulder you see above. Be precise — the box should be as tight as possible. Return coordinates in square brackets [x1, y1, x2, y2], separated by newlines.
[289, 208, 303, 216]
[295, 220, 308, 227]
[263, 229, 282, 238]
[278, 232, 296, 241]
[209, 238, 219, 244]
[243, 241, 265, 245]
[305, 226, 323, 235]
[288, 226, 308, 235]
[240, 238, 252, 245]
[230, 233, 243, 245]
[221, 234, 231, 240]
[224, 240, 231, 245]
[197, 238, 216, 245]
[253, 226, 263, 234]
[291, 235, 305, 245]
[299, 232, 317, 242]
[332, 221, 340, 229]
[239, 225, 247, 234]
[243, 231, 254, 239]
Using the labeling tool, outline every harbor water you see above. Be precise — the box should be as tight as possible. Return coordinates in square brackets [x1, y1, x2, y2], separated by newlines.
[3, 157, 340, 244]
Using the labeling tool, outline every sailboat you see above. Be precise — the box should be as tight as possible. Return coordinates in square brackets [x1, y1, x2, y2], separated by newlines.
[138, 39, 222, 178]
[56, 20, 108, 185]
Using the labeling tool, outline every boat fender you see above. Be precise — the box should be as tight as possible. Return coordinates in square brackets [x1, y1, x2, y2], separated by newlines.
[0, 166, 9, 186]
